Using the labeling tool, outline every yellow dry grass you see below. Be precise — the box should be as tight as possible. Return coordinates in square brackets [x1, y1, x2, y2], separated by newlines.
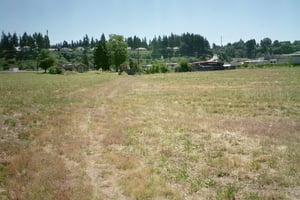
[0, 67, 299, 199]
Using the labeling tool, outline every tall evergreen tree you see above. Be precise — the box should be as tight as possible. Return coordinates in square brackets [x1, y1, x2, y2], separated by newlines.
[82, 49, 89, 67]
[246, 39, 256, 58]
[141, 37, 148, 48]
[83, 34, 89, 47]
[126, 37, 133, 48]
[94, 34, 110, 70]
[12, 32, 19, 47]
[20, 32, 29, 47]
[44, 35, 50, 49]
[90, 37, 95, 48]
[1, 32, 16, 60]
[34, 32, 44, 49]
[62, 40, 69, 48]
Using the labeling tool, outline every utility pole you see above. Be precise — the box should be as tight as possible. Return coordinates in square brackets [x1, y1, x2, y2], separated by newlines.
[221, 36, 223, 47]
[137, 47, 140, 67]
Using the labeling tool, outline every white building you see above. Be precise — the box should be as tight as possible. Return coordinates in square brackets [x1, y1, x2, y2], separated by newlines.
[277, 51, 300, 65]
[60, 48, 73, 52]
[76, 47, 85, 51]
[9, 67, 19, 72]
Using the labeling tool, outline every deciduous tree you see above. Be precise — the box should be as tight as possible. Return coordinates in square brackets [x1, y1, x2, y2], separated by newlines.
[108, 34, 128, 72]
[37, 49, 55, 72]
[260, 37, 272, 57]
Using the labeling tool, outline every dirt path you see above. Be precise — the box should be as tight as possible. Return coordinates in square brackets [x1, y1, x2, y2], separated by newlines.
[80, 77, 137, 199]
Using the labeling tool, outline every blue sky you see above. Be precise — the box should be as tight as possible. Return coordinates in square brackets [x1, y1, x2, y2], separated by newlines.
[0, 0, 299, 45]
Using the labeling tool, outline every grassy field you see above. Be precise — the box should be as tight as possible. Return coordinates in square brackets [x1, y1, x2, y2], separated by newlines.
[0, 67, 299, 199]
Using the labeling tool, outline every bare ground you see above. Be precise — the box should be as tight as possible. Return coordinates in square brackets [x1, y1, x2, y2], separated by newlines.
[81, 77, 133, 199]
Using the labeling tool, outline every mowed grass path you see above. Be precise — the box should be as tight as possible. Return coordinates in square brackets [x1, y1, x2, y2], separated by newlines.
[0, 67, 299, 199]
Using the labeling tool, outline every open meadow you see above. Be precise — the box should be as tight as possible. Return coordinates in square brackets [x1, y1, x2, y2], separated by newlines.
[0, 67, 299, 199]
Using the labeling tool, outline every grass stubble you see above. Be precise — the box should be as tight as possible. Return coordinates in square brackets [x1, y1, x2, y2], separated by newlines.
[0, 67, 299, 199]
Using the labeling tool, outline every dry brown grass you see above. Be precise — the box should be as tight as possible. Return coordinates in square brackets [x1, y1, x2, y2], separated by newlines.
[121, 168, 180, 199]
[101, 128, 128, 146]
[1, 68, 299, 199]
[102, 151, 139, 170]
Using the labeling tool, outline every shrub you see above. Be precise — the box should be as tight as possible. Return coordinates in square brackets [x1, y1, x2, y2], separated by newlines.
[127, 59, 141, 75]
[175, 59, 190, 72]
[144, 61, 169, 74]
[159, 62, 169, 73]
[75, 63, 89, 73]
[48, 66, 65, 74]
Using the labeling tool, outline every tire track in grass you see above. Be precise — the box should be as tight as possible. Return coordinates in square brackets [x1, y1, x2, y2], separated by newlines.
[82, 77, 134, 199]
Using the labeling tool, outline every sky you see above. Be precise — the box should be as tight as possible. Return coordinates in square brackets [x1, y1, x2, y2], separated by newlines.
[0, 0, 299, 45]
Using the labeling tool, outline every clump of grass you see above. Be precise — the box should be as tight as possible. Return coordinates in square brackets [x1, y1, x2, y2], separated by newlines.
[172, 164, 190, 182]
[121, 168, 179, 199]
[103, 152, 139, 170]
[216, 184, 238, 200]
[244, 192, 261, 200]
[102, 128, 128, 146]
[5, 150, 69, 199]
[4, 118, 16, 127]
[18, 132, 30, 140]
[0, 163, 5, 184]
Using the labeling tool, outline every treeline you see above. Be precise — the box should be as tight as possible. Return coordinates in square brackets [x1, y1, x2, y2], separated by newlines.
[149, 33, 211, 59]
[0, 32, 50, 50]
[54, 34, 148, 49]
[0, 31, 50, 66]
[54, 34, 97, 48]
[126, 36, 148, 49]
[213, 38, 300, 61]
[1, 31, 300, 70]
[54, 33, 211, 59]
[126, 33, 211, 59]
[64, 34, 300, 59]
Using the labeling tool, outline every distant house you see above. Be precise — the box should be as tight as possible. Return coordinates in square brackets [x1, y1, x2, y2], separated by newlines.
[142, 64, 152, 68]
[75, 64, 89, 73]
[287, 52, 300, 65]
[48, 48, 58, 52]
[76, 47, 85, 51]
[57, 63, 89, 73]
[276, 51, 300, 65]
[60, 48, 73, 53]
[9, 67, 19, 72]
[166, 63, 178, 70]
[15, 46, 22, 52]
[136, 47, 147, 51]
[244, 58, 269, 65]
[58, 63, 75, 71]
[166, 47, 180, 51]
[22, 46, 31, 52]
